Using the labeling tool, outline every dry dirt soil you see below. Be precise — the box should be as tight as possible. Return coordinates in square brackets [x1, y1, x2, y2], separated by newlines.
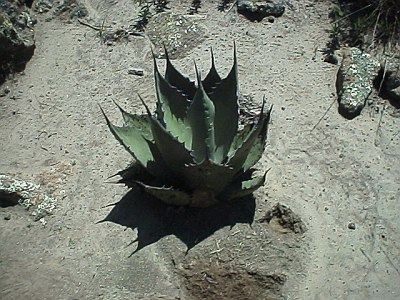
[1, 0, 400, 299]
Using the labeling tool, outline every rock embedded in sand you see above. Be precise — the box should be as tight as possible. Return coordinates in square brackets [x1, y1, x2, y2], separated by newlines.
[348, 222, 356, 230]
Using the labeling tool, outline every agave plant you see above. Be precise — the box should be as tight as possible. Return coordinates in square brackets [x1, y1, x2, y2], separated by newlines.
[101, 47, 271, 207]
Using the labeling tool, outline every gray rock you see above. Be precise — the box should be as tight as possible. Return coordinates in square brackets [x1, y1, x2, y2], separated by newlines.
[53, 0, 88, 19]
[237, 0, 285, 22]
[0, 0, 35, 83]
[34, 0, 88, 19]
[380, 54, 400, 103]
[34, 0, 53, 13]
[336, 47, 380, 119]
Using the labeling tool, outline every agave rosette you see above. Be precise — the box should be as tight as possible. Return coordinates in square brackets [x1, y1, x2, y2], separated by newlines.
[101, 47, 271, 207]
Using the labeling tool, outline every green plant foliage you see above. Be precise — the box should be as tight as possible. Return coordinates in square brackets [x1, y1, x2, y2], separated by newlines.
[329, 0, 400, 47]
[102, 47, 271, 207]
[188, 0, 201, 14]
[132, 1, 170, 31]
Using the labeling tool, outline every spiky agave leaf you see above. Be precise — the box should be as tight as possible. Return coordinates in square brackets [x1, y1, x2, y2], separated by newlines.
[182, 159, 235, 195]
[186, 64, 216, 163]
[136, 181, 221, 208]
[113, 161, 154, 187]
[101, 105, 174, 181]
[140, 95, 195, 176]
[136, 181, 192, 206]
[223, 170, 269, 201]
[100, 106, 154, 170]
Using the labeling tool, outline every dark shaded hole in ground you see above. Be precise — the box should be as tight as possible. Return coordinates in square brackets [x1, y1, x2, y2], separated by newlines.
[100, 187, 256, 253]
[0, 191, 20, 208]
[259, 203, 307, 234]
[24, 0, 34, 8]
[180, 259, 286, 300]
[338, 104, 361, 120]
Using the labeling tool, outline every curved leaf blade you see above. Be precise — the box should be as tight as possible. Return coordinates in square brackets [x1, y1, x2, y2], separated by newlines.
[164, 47, 196, 100]
[154, 60, 192, 146]
[242, 105, 272, 171]
[100, 106, 154, 169]
[113, 101, 152, 140]
[227, 101, 269, 173]
[187, 67, 216, 163]
[227, 123, 253, 159]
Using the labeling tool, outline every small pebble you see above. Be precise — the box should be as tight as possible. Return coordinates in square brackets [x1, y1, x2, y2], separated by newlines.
[4, 213, 11, 220]
[128, 68, 144, 76]
[348, 222, 356, 230]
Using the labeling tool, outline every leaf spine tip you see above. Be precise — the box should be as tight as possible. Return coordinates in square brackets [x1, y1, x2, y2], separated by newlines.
[112, 100, 125, 113]
[233, 41, 237, 63]
[194, 61, 203, 87]
[210, 47, 216, 67]
[137, 93, 152, 117]
[99, 104, 111, 125]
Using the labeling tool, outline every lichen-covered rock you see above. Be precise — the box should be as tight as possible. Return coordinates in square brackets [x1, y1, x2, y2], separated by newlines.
[0, 174, 57, 222]
[146, 12, 206, 59]
[336, 47, 380, 119]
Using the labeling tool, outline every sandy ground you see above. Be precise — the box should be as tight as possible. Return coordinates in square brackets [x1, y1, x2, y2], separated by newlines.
[1, 0, 400, 299]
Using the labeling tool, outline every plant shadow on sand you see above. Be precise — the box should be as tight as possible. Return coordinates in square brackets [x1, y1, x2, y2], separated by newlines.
[99, 187, 255, 254]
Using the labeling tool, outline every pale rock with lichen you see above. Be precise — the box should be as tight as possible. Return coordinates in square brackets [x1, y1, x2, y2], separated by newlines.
[336, 47, 380, 119]
[0, 174, 57, 224]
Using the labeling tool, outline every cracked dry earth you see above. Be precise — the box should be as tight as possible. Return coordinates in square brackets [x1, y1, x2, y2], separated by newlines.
[1, 0, 400, 299]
